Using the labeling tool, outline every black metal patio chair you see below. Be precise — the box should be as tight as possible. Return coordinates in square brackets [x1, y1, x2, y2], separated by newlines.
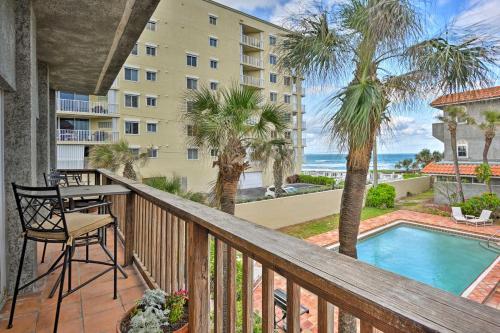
[8, 183, 119, 333]
[274, 288, 310, 332]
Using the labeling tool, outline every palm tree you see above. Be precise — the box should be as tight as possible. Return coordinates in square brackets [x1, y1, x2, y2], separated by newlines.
[478, 110, 500, 164]
[277, 2, 497, 331]
[437, 106, 475, 203]
[395, 158, 414, 172]
[89, 140, 149, 180]
[185, 84, 287, 214]
[415, 149, 432, 169]
[432, 150, 444, 163]
[250, 139, 295, 197]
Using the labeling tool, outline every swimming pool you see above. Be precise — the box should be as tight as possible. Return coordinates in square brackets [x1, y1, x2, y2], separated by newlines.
[356, 224, 499, 295]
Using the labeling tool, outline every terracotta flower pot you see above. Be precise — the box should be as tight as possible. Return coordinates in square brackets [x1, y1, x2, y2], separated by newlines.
[117, 305, 189, 333]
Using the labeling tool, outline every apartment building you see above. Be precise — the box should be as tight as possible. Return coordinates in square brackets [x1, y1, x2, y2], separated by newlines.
[423, 86, 500, 203]
[55, 0, 306, 192]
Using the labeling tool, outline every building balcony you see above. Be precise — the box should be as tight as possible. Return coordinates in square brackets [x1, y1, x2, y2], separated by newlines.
[240, 34, 263, 50]
[57, 98, 119, 117]
[432, 122, 445, 142]
[292, 84, 306, 96]
[240, 54, 263, 69]
[294, 120, 306, 131]
[4, 168, 499, 332]
[292, 103, 306, 114]
[56, 129, 119, 143]
[240, 75, 264, 88]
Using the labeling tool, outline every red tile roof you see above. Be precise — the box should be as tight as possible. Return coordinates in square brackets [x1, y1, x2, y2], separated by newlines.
[422, 162, 500, 177]
[431, 86, 500, 107]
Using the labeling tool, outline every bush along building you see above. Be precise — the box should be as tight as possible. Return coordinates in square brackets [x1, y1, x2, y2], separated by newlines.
[423, 86, 500, 204]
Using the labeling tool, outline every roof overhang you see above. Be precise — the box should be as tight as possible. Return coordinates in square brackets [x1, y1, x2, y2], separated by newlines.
[34, 0, 160, 95]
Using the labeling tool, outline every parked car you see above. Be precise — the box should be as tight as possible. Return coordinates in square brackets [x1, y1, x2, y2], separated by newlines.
[265, 186, 297, 198]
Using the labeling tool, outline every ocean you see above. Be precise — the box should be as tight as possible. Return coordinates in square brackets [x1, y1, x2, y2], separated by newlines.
[303, 153, 415, 171]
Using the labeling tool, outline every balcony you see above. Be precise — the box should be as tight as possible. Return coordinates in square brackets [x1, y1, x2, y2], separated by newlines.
[240, 75, 264, 88]
[240, 54, 263, 69]
[57, 98, 119, 116]
[292, 85, 306, 96]
[4, 168, 499, 333]
[292, 103, 306, 114]
[240, 34, 263, 50]
[432, 122, 445, 142]
[56, 129, 119, 143]
[294, 120, 306, 131]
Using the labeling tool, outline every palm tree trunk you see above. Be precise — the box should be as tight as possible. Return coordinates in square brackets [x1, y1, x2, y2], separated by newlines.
[450, 127, 465, 203]
[483, 134, 494, 193]
[274, 161, 284, 197]
[338, 144, 372, 333]
[372, 137, 378, 187]
[123, 162, 137, 180]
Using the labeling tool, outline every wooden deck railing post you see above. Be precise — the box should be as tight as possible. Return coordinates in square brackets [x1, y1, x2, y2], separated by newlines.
[262, 268, 274, 333]
[188, 221, 209, 333]
[318, 297, 334, 333]
[286, 280, 301, 333]
[124, 191, 136, 266]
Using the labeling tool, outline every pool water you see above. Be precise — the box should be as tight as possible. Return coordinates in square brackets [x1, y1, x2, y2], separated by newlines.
[356, 225, 499, 295]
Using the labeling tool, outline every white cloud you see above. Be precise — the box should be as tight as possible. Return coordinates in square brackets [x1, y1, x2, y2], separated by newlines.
[454, 0, 500, 34]
[269, 0, 344, 26]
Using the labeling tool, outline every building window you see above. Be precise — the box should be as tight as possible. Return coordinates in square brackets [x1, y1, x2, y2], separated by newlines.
[129, 148, 140, 156]
[187, 125, 197, 136]
[270, 73, 277, 83]
[148, 148, 158, 158]
[186, 101, 194, 113]
[187, 54, 198, 67]
[270, 92, 277, 102]
[269, 54, 277, 65]
[284, 95, 291, 104]
[187, 148, 199, 160]
[210, 82, 218, 90]
[284, 76, 291, 86]
[125, 94, 139, 108]
[187, 77, 198, 90]
[146, 96, 157, 107]
[131, 43, 138, 55]
[146, 20, 156, 31]
[209, 37, 218, 47]
[124, 67, 138, 81]
[284, 131, 291, 140]
[209, 15, 217, 25]
[284, 113, 292, 122]
[146, 45, 157, 56]
[147, 123, 157, 133]
[210, 148, 218, 157]
[210, 59, 218, 69]
[125, 121, 139, 134]
[146, 71, 157, 81]
[269, 35, 277, 46]
[457, 141, 468, 158]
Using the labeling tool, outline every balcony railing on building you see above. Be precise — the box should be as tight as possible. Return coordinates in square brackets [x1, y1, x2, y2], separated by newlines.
[292, 103, 306, 115]
[56, 129, 119, 143]
[240, 54, 263, 68]
[292, 85, 306, 96]
[54, 168, 500, 333]
[240, 75, 264, 88]
[241, 34, 263, 49]
[57, 98, 118, 115]
[294, 120, 306, 131]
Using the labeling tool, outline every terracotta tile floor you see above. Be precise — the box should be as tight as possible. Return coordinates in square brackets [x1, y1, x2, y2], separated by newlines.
[253, 210, 500, 333]
[0, 231, 146, 333]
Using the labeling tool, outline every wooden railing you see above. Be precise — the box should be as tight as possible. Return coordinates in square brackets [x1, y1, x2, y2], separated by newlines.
[59, 169, 500, 333]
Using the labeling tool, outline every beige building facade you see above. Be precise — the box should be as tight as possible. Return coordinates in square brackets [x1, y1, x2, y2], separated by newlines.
[56, 0, 306, 192]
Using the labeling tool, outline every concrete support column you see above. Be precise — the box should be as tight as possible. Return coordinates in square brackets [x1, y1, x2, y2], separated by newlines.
[49, 89, 56, 170]
[3, 0, 37, 293]
[37, 62, 50, 185]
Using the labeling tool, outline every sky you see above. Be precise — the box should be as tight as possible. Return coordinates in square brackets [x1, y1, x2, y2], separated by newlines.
[215, 0, 500, 154]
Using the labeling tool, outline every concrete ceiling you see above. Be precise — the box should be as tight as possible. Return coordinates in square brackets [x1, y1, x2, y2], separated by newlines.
[34, 0, 160, 95]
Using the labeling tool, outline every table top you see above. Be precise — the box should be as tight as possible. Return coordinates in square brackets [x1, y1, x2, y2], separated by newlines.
[60, 185, 131, 198]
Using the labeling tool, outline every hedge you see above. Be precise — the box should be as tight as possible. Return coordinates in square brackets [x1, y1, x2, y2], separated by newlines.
[366, 183, 396, 208]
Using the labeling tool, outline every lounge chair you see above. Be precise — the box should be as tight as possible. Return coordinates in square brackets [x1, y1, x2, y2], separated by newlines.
[451, 207, 473, 224]
[466, 210, 493, 227]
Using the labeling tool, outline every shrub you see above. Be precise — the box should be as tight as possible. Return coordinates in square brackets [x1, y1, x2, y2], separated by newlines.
[402, 173, 421, 179]
[366, 184, 396, 208]
[298, 174, 335, 187]
[459, 193, 500, 217]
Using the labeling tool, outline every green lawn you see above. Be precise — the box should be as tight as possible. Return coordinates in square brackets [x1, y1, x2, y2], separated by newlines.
[281, 206, 396, 239]
[281, 189, 444, 239]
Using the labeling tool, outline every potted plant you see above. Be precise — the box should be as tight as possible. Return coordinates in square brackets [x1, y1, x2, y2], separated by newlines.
[118, 289, 188, 333]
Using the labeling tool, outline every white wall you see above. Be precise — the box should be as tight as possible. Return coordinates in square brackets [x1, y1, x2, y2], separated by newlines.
[235, 176, 432, 229]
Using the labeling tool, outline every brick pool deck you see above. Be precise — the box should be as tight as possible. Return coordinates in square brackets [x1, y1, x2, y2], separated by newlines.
[253, 210, 500, 333]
